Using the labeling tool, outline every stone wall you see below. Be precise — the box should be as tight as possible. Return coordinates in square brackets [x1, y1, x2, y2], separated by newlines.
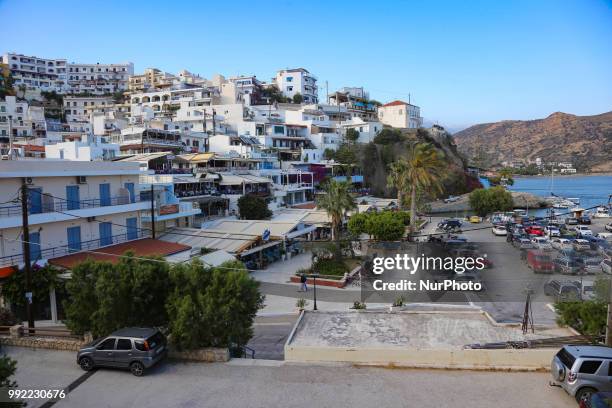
[168, 348, 230, 362]
[0, 336, 86, 351]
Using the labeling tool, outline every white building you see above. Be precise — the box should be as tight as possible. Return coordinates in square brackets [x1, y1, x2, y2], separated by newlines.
[0, 53, 68, 93]
[339, 117, 382, 144]
[273, 68, 318, 104]
[377, 100, 422, 129]
[0, 96, 47, 157]
[44, 135, 120, 161]
[67, 61, 133, 94]
[64, 96, 114, 122]
[0, 160, 149, 271]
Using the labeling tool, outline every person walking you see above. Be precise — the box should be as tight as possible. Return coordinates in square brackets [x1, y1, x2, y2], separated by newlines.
[299, 273, 308, 292]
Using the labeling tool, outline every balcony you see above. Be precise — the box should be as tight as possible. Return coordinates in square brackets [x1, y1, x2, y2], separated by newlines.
[140, 201, 201, 222]
[0, 230, 148, 268]
[0, 195, 149, 229]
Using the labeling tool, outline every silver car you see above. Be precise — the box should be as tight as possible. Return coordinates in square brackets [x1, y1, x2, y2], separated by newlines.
[551, 345, 612, 404]
[77, 327, 167, 376]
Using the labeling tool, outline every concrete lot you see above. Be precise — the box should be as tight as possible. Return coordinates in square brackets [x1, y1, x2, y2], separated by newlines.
[4, 347, 576, 408]
[290, 310, 573, 348]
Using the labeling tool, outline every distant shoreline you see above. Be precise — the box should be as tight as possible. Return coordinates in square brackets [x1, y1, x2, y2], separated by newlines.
[511, 172, 612, 178]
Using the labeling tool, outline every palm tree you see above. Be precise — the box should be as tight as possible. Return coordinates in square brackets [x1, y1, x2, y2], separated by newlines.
[387, 159, 409, 209]
[316, 179, 356, 241]
[403, 143, 446, 234]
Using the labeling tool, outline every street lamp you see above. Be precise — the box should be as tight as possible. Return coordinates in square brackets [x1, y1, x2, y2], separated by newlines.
[311, 272, 319, 311]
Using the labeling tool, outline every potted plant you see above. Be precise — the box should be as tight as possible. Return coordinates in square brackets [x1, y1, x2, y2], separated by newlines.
[295, 298, 308, 312]
[389, 296, 405, 312]
[351, 301, 367, 311]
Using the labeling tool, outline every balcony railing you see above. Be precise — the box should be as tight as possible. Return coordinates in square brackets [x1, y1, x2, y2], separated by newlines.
[0, 230, 148, 268]
[0, 195, 142, 218]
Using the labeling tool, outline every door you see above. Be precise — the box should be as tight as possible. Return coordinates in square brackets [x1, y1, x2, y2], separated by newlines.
[126, 217, 138, 240]
[113, 338, 134, 367]
[66, 185, 80, 210]
[67, 226, 81, 252]
[124, 182, 135, 203]
[93, 337, 116, 366]
[29, 232, 41, 260]
[28, 187, 42, 214]
[99, 222, 112, 246]
[99, 183, 111, 207]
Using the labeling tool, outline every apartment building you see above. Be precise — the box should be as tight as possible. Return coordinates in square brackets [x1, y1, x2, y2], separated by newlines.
[44, 135, 120, 161]
[327, 89, 379, 121]
[339, 117, 383, 144]
[377, 100, 422, 129]
[128, 68, 176, 92]
[274, 68, 318, 103]
[0, 160, 149, 271]
[0, 53, 68, 93]
[64, 95, 114, 122]
[0, 96, 47, 156]
[1, 53, 133, 94]
[67, 62, 133, 94]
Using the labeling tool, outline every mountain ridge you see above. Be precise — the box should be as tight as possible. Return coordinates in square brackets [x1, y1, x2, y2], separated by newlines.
[452, 110, 612, 172]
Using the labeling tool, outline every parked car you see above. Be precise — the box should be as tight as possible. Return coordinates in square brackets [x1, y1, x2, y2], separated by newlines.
[492, 225, 507, 236]
[513, 237, 534, 250]
[543, 279, 580, 300]
[576, 225, 594, 237]
[545, 226, 561, 238]
[574, 239, 592, 251]
[606, 222, 612, 232]
[443, 195, 460, 203]
[525, 225, 545, 236]
[600, 259, 612, 274]
[596, 233, 612, 242]
[468, 215, 482, 223]
[580, 391, 612, 408]
[551, 237, 574, 251]
[577, 257, 604, 274]
[566, 217, 579, 226]
[551, 345, 612, 403]
[579, 215, 592, 225]
[77, 327, 167, 376]
[554, 257, 582, 274]
[526, 250, 553, 273]
[437, 219, 462, 232]
[531, 237, 552, 250]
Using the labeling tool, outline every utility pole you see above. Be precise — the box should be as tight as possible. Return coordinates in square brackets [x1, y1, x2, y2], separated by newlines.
[150, 184, 156, 239]
[606, 277, 612, 346]
[8, 114, 14, 160]
[20, 182, 35, 330]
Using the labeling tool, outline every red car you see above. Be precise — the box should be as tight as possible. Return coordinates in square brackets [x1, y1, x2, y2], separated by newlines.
[525, 225, 545, 236]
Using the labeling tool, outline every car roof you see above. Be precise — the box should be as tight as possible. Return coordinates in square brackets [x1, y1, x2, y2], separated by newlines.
[564, 345, 612, 359]
[109, 327, 158, 338]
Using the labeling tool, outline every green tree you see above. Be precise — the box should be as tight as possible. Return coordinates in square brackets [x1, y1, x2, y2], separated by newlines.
[1, 265, 61, 311]
[373, 128, 403, 144]
[347, 212, 368, 236]
[348, 211, 408, 241]
[345, 128, 360, 144]
[166, 260, 264, 350]
[402, 143, 446, 234]
[0, 354, 24, 407]
[387, 159, 409, 209]
[498, 168, 515, 186]
[316, 180, 356, 241]
[555, 301, 607, 336]
[323, 148, 335, 160]
[237, 195, 272, 220]
[292, 93, 303, 104]
[468, 186, 514, 217]
[64, 254, 170, 336]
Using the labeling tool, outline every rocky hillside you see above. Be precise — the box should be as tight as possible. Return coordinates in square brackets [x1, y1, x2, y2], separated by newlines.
[453, 111, 612, 172]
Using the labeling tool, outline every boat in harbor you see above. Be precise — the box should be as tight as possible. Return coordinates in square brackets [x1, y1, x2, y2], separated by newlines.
[593, 206, 611, 218]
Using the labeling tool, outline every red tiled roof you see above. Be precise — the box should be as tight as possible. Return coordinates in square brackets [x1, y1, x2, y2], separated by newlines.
[49, 238, 190, 270]
[382, 100, 408, 107]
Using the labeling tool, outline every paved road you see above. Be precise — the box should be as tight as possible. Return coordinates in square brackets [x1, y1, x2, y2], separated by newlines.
[4, 347, 576, 408]
[247, 315, 298, 360]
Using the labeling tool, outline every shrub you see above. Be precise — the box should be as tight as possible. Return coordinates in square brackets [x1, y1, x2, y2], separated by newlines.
[555, 301, 607, 336]
[312, 258, 349, 277]
[237, 195, 272, 220]
[0, 308, 19, 326]
[468, 186, 514, 217]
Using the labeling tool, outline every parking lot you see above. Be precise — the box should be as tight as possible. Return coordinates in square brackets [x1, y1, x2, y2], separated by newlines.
[4, 346, 576, 408]
[424, 215, 612, 324]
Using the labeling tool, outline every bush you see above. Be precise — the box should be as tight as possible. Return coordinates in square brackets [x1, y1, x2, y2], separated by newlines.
[64, 254, 170, 336]
[237, 195, 272, 220]
[555, 301, 607, 336]
[312, 258, 349, 277]
[373, 128, 403, 144]
[166, 260, 264, 350]
[468, 186, 514, 217]
[0, 308, 19, 326]
[0, 354, 24, 406]
[348, 211, 407, 241]
[1, 264, 61, 309]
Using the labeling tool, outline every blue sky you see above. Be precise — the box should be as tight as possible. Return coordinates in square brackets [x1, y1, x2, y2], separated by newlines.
[1, 0, 610, 130]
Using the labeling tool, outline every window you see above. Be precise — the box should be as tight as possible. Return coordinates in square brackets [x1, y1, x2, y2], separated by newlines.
[116, 339, 132, 350]
[274, 125, 284, 135]
[286, 86, 293, 92]
[579, 360, 602, 374]
[134, 341, 146, 351]
[96, 338, 116, 350]
[286, 76, 293, 82]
